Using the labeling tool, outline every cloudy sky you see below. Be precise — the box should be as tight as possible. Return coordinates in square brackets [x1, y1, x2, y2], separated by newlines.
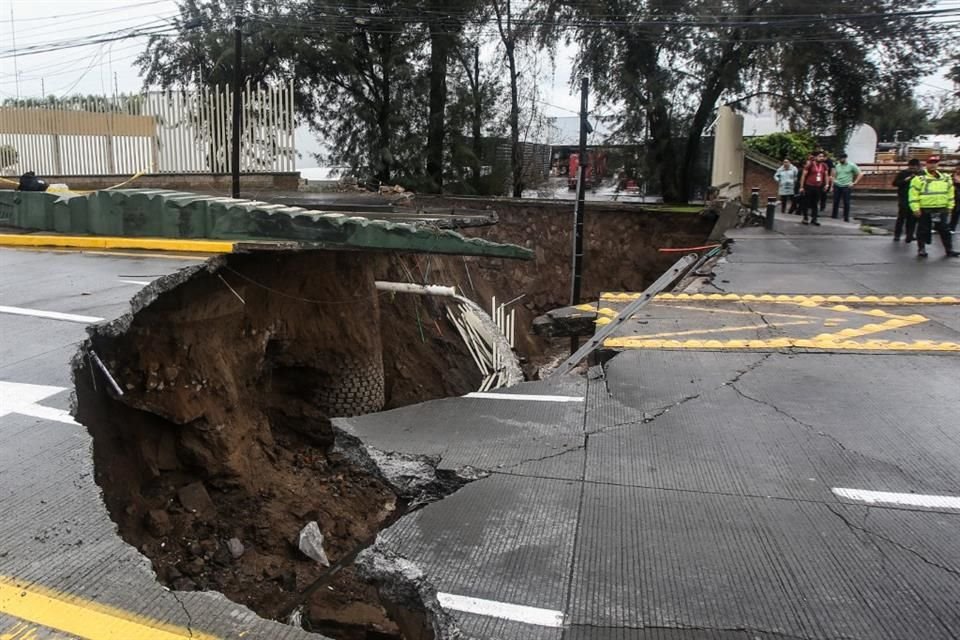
[0, 0, 955, 166]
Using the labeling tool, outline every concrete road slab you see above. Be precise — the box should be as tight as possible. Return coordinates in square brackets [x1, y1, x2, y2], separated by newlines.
[710, 262, 873, 294]
[842, 261, 960, 295]
[335, 382, 587, 474]
[378, 474, 579, 636]
[567, 484, 960, 639]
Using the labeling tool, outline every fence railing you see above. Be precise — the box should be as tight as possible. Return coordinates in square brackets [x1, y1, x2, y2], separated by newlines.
[0, 82, 295, 177]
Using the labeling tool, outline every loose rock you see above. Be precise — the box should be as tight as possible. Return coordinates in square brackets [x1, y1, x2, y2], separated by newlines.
[226, 537, 245, 559]
[144, 509, 172, 537]
[297, 521, 330, 566]
[177, 481, 216, 518]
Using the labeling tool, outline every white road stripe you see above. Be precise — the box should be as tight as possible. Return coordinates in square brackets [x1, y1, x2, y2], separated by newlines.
[437, 593, 565, 628]
[0, 381, 77, 425]
[464, 392, 583, 403]
[119, 279, 152, 286]
[0, 305, 103, 324]
[833, 488, 960, 510]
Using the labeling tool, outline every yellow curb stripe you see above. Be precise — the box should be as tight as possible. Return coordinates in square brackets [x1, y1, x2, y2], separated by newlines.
[601, 292, 960, 305]
[603, 337, 960, 351]
[0, 576, 220, 640]
[0, 234, 233, 254]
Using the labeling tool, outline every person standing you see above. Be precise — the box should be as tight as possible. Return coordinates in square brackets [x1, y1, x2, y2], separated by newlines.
[799, 151, 830, 225]
[820, 153, 836, 214]
[774, 158, 798, 213]
[893, 159, 921, 242]
[909, 155, 958, 258]
[831, 152, 862, 222]
[951, 165, 960, 232]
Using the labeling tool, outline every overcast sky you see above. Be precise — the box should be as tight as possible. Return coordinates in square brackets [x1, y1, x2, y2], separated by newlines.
[0, 0, 955, 166]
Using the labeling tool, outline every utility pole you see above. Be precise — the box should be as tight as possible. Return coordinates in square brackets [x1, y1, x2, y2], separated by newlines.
[10, 7, 20, 99]
[569, 77, 589, 354]
[231, 12, 243, 198]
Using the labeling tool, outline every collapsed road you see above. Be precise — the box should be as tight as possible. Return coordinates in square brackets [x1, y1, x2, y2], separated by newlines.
[27, 197, 714, 639]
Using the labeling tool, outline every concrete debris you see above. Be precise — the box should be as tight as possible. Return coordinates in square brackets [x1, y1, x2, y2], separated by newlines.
[355, 545, 464, 640]
[177, 481, 216, 518]
[332, 425, 485, 504]
[226, 537, 245, 559]
[297, 521, 330, 566]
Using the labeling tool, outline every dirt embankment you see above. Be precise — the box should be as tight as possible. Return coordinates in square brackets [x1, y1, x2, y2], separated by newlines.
[403, 197, 715, 370]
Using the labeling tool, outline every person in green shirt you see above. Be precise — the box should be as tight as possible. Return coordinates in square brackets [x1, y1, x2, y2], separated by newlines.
[830, 152, 861, 222]
[909, 155, 958, 258]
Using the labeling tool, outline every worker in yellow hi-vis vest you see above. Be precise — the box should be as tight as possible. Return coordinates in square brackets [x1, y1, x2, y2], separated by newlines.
[909, 155, 958, 259]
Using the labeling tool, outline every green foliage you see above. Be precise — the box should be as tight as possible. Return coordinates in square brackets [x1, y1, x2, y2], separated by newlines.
[933, 109, 960, 135]
[745, 132, 818, 163]
[537, 0, 945, 202]
[0, 145, 17, 170]
[862, 93, 931, 141]
[2, 94, 145, 114]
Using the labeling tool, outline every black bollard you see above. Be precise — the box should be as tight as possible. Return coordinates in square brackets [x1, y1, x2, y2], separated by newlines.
[750, 187, 760, 212]
[765, 196, 776, 230]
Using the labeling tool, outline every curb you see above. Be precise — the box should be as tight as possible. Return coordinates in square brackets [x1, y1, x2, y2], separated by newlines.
[0, 234, 234, 254]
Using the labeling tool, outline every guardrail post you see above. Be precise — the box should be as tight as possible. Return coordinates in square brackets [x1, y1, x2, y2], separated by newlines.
[765, 196, 776, 230]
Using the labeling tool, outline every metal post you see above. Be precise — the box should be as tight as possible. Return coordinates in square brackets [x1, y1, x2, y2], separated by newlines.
[765, 196, 776, 230]
[569, 77, 589, 354]
[231, 13, 242, 199]
[750, 187, 760, 212]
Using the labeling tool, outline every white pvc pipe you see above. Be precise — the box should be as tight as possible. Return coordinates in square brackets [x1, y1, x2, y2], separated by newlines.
[375, 281, 457, 297]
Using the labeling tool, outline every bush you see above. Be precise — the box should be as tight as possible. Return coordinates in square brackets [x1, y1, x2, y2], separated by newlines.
[745, 132, 819, 163]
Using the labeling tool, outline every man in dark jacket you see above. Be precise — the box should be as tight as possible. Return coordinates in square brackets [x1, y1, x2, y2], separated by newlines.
[892, 159, 921, 242]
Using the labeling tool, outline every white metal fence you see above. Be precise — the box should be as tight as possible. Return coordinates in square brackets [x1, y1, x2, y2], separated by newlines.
[0, 82, 295, 177]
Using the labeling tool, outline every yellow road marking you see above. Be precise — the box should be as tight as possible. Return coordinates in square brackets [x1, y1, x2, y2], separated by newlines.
[601, 292, 960, 305]
[621, 320, 814, 340]
[0, 576, 220, 640]
[0, 234, 233, 254]
[604, 337, 960, 351]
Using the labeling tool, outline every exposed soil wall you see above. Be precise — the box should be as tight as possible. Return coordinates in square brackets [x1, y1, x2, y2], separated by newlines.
[74, 251, 475, 639]
[403, 197, 714, 370]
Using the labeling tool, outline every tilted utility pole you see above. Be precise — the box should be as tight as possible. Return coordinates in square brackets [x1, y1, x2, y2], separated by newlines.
[231, 13, 242, 198]
[569, 77, 589, 354]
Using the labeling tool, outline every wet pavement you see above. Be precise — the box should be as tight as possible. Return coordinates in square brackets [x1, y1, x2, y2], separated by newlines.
[2, 208, 959, 639]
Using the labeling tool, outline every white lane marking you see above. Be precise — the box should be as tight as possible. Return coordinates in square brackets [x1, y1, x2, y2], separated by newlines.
[0, 381, 77, 425]
[0, 305, 103, 324]
[437, 593, 565, 628]
[119, 279, 152, 286]
[833, 488, 960, 510]
[464, 392, 583, 403]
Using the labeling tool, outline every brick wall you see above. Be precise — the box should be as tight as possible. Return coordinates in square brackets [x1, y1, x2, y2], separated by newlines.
[742, 157, 897, 206]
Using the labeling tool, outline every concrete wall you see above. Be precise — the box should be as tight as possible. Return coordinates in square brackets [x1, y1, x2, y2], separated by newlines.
[0, 172, 300, 193]
[0, 188, 532, 259]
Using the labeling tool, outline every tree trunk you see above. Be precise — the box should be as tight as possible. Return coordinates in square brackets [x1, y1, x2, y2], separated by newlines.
[471, 46, 483, 189]
[507, 42, 522, 198]
[426, 22, 449, 192]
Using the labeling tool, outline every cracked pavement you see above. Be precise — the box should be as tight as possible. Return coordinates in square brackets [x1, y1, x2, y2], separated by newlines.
[339, 217, 960, 639]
